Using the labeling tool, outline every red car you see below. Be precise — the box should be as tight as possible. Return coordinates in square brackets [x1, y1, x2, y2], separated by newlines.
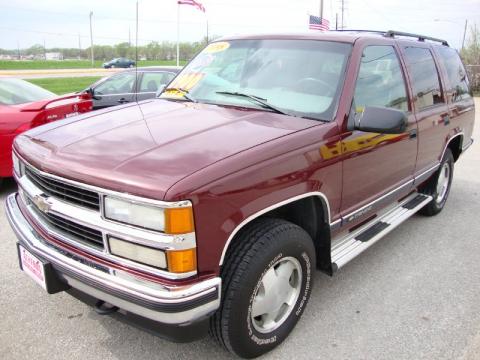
[0, 78, 92, 183]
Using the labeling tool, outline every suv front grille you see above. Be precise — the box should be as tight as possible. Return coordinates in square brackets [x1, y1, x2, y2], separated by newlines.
[30, 205, 104, 249]
[25, 167, 100, 210]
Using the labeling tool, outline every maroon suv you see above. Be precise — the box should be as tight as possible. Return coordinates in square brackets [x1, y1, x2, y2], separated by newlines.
[6, 31, 475, 358]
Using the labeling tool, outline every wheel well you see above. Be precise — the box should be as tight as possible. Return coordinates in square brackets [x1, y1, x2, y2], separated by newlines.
[224, 196, 333, 275]
[447, 135, 463, 162]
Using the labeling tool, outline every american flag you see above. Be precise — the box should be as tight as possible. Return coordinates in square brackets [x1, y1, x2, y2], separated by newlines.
[309, 15, 329, 31]
[178, 0, 206, 12]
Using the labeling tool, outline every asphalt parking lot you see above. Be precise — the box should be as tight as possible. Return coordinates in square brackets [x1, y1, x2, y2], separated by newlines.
[1, 99, 479, 360]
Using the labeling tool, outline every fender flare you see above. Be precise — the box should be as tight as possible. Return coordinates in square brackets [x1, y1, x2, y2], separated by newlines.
[218, 191, 332, 265]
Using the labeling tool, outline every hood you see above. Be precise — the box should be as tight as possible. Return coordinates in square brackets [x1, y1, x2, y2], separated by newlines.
[15, 99, 319, 200]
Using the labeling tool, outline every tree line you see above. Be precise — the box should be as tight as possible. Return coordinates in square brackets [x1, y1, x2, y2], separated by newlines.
[0, 38, 211, 61]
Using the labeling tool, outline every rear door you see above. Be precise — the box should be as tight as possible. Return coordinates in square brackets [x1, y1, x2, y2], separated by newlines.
[136, 71, 177, 102]
[400, 45, 449, 180]
[92, 71, 136, 109]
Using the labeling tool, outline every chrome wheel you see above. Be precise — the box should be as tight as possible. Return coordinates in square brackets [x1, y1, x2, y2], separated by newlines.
[251, 256, 302, 333]
[435, 162, 450, 203]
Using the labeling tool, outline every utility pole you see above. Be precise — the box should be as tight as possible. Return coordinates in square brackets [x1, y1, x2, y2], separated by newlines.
[89, 11, 94, 67]
[206, 18, 209, 44]
[341, 0, 345, 30]
[78, 34, 81, 60]
[462, 19, 468, 51]
[17, 41, 20, 60]
[129, 27, 131, 46]
[43, 39, 46, 60]
[176, 3, 180, 66]
[336, 13, 338, 30]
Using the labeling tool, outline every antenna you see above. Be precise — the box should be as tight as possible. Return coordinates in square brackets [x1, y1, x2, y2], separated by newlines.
[135, 0, 139, 104]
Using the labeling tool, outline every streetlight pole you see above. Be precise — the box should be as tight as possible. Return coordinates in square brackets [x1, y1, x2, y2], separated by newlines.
[89, 11, 94, 67]
[462, 19, 468, 52]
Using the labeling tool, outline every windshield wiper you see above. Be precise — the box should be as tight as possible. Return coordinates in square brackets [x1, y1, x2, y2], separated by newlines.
[162, 87, 196, 102]
[215, 91, 288, 115]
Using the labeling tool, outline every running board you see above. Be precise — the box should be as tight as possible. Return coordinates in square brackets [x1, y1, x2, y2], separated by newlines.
[331, 193, 432, 271]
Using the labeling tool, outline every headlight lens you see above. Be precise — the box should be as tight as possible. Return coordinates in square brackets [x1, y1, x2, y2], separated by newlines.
[104, 196, 165, 231]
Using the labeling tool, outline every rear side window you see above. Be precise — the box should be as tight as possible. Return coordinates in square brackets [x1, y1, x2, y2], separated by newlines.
[404, 47, 444, 111]
[436, 47, 471, 102]
[354, 45, 408, 112]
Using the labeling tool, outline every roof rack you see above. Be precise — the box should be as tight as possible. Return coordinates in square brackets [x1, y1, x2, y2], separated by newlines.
[330, 29, 449, 47]
[383, 30, 449, 46]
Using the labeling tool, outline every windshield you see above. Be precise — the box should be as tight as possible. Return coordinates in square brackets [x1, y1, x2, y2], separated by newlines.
[161, 39, 352, 121]
[0, 78, 56, 105]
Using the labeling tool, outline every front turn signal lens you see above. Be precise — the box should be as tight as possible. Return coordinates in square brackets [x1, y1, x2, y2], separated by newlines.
[167, 248, 197, 273]
[164, 207, 194, 234]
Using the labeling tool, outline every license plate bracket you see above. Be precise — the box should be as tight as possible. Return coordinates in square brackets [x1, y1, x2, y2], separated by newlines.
[17, 244, 70, 294]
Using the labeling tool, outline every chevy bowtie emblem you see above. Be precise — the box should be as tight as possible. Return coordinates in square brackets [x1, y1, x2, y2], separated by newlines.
[73, 103, 78, 112]
[32, 195, 52, 213]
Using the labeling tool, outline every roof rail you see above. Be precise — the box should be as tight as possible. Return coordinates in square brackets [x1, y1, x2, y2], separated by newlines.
[330, 29, 449, 47]
[384, 30, 449, 46]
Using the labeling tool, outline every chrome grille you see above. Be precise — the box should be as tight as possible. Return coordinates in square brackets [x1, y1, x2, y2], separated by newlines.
[25, 167, 100, 210]
[30, 204, 104, 249]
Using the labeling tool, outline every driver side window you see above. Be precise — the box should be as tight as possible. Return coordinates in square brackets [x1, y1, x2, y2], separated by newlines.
[354, 45, 408, 112]
[95, 72, 136, 95]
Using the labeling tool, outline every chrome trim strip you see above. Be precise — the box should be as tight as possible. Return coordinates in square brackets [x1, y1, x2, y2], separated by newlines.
[5, 193, 220, 324]
[413, 163, 440, 184]
[219, 191, 332, 265]
[341, 179, 414, 224]
[440, 132, 464, 162]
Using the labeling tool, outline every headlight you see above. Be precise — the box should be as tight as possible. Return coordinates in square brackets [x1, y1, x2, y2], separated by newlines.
[104, 196, 165, 231]
[103, 196, 194, 234]
[12, 153, 24, 177]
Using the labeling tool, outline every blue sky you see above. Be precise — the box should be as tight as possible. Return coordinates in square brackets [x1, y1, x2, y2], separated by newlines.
[0, 0, 478, 50]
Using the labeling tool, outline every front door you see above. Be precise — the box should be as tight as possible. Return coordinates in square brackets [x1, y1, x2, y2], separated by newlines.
[92, 71, 137, 109]
[340, 44, 417, 222]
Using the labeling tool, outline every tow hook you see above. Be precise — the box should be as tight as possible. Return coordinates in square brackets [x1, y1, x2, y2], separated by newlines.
[94, 300, 119, 315]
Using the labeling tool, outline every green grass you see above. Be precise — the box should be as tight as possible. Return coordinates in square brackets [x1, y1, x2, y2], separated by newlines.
[27, 76, 102, 95]
[0, 59, 186, 70]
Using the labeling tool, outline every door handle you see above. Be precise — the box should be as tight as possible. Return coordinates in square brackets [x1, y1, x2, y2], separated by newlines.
[409, 129, 417, 139]
[117, 98, 129, 104]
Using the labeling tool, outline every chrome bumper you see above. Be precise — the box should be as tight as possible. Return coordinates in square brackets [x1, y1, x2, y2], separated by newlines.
[5, 193, 221, 325]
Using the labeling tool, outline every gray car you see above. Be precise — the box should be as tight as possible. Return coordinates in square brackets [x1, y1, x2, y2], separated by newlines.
[87, 67, 181, 109]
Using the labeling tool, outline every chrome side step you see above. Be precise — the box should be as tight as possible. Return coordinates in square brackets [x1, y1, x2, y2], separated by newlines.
[331, 193, 432, 271]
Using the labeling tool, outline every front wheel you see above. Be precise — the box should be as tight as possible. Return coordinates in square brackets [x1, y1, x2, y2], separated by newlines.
[211, 218, 315, 358]
[419, 148, 454, 216]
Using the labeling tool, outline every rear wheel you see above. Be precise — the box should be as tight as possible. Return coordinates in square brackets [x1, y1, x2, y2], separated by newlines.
[211, 218, 315, 358]
[419, 148, 454, 216]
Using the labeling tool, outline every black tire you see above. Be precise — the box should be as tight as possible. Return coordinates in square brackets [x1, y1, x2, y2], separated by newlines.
[211, 218, 316, 358]
[419, 148, 454, 216]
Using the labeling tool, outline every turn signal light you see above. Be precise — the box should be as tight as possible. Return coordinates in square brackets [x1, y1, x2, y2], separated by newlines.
[167, 248, 197, 273]
[164, 207, 194, 234]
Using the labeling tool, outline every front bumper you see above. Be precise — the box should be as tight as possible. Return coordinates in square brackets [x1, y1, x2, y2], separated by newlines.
[5, 193, 221, 325]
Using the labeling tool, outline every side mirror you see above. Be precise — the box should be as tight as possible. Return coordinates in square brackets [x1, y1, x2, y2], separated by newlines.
[354, 106, 407, 134]
[155, 84, 166, 97]
[86, 87, 101, 100]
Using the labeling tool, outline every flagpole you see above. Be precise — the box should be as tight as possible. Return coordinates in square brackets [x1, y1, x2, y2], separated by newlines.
[320, 0, 323, 20]
[176, 2, 180, 67]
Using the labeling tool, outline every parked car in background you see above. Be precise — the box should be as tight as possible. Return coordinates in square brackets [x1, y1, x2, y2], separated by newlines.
[6, 31, 475, 358]
[86, 66, 180, 109]
[0, 78, 92, 185]
[102, 58, 136, 68]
